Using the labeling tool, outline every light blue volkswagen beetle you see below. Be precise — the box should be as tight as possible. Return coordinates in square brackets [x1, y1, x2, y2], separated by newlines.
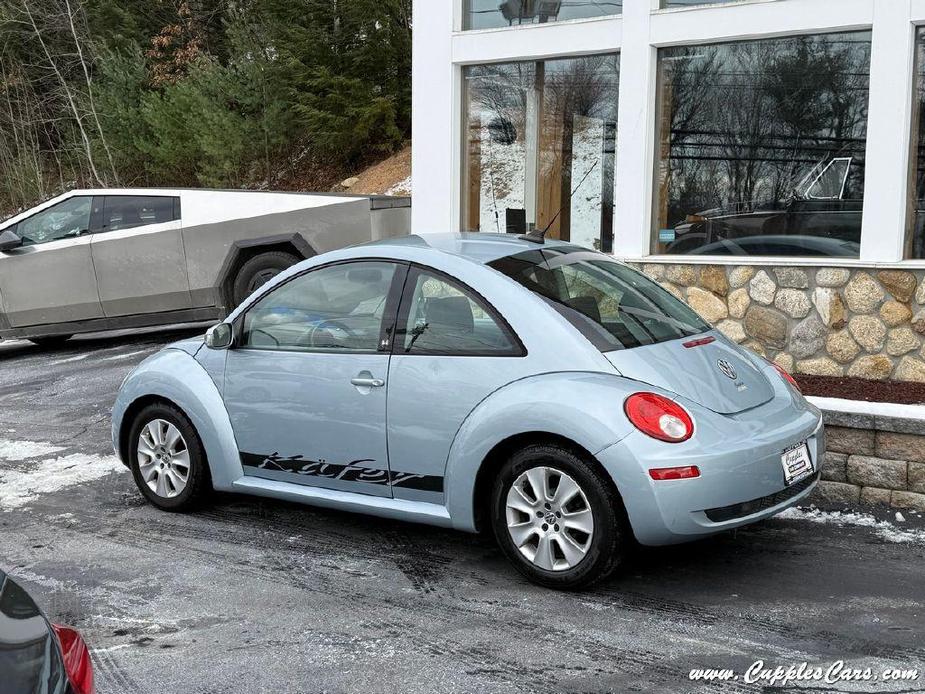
[112, 233, 824, 589]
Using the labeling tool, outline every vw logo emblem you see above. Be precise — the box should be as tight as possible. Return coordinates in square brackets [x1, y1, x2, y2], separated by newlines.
[717, 359, 737, 380]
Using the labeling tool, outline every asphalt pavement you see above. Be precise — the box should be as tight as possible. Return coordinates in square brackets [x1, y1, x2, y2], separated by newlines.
[0, 326, 923, 693]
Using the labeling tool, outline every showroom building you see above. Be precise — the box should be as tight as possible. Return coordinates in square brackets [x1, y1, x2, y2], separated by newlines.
[411, 0, 925, 382]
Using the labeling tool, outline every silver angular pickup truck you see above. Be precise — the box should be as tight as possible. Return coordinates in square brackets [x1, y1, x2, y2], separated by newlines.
[0, 189, 410, 345]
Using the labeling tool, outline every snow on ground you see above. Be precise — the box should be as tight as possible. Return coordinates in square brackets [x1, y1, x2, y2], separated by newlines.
[807, 395, 925, 421]
[0, 443, 125, 511]
[778, 506, 925, 545]
[50, 353, 91, 365]
[0, 440, 64, 460]
[386, 175, 412, 196]
[100, 349, 151, 362]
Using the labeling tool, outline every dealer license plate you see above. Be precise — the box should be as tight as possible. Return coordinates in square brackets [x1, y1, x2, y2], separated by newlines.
[781, 441, 814, 486]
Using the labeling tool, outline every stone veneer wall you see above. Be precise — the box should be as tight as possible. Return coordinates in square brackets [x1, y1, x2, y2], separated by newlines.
[813, 410, 925, 512]
[630, 263, 925, 382]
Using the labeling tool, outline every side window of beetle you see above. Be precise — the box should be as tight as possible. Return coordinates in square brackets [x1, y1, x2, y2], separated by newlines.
[242, 261, 397, 352]
[400, 269, 520, 356]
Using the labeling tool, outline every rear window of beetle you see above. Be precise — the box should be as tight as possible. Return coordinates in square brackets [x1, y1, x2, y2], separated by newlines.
[488, 247, 710, 351]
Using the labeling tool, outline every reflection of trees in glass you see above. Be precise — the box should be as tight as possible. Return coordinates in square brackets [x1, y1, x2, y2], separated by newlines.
[466, 63, 534, 231]
[908, 30, 925, 259]
[658, 32, 871, 229]
[465, 55, 618, 248]
[539, 55, 619, 245]
[464, 0, 622, 30]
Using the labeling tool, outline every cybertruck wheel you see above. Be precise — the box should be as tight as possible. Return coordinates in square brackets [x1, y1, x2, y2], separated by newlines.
[232, 251, 301, 305]
[491, 444, 626, 590]
[128, 403, 211, 512]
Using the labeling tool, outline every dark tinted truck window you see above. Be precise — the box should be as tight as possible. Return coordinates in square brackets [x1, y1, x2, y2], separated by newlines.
[102, 196, 179, 232]
[489, 246, 710, 351]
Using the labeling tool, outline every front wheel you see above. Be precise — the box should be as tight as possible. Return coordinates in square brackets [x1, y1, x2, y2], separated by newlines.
[128, 403, 211, 512]
[491, 444, 627, 590]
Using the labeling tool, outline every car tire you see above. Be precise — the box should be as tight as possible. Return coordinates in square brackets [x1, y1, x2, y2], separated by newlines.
[28, 335, 72, 348]
[490, 443, 627, 590]
[232, 251, 301, 306]
[128, 402, 211, 512]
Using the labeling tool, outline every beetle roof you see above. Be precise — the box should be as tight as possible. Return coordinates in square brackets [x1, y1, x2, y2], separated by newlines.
[365, 232, 579, 265]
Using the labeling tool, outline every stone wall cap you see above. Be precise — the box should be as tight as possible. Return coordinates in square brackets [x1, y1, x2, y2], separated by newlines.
[808, 395, 925, 435]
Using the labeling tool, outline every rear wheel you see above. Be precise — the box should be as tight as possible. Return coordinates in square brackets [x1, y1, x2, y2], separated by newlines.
[128, 403, 211, 512]
[232, 251, 301, 305]
[491, 443, 626, 590]
[28, 335, 72, 348]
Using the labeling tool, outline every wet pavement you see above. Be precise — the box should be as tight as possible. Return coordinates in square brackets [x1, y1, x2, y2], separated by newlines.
[0, 327, 923, 693]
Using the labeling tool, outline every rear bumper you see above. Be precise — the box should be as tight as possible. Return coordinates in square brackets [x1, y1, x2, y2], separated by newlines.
[597, 390, 824, 546]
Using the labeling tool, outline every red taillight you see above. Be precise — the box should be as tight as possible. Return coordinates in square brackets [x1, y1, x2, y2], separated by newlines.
[770, 361, 801, 392]
[624, 392, 694, 443]
[52, 624, 94, 694]
[649, 465, 701, 481]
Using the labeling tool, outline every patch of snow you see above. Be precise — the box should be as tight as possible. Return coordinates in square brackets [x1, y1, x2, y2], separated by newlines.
[52, 353, 90, 364]
[101, 349, 150, 362]
[92, 644, 132, 654]
[806, 395, 925, 421]
[0, 440, 65, 460]
[777, 507, 925, 545]
[386, 175, 411, 196]
[896, 511, 906, 523]
[0, 452, 125, 510]
[6, 568, 66, 591]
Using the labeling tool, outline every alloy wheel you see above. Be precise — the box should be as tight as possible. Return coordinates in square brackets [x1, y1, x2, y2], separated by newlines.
[505, 466, 594, 571]
[137, 419, 190, 499]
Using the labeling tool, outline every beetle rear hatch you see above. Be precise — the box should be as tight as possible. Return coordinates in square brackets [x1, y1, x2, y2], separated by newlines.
[604, 333, 775, 415]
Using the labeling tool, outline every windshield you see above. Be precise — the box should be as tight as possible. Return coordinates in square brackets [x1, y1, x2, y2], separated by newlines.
[489, 246, 710, 351]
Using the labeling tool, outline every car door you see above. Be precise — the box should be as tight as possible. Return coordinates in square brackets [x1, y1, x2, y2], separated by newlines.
[385, 265, 527, 502]
[0, 195, 104, 328]
[222, 259, 406, 498]
[90, 195, 192, 317]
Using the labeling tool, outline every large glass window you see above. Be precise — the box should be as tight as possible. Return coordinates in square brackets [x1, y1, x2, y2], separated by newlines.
[242, 262, 397, 352]
[463, 1, 621, 31]
[661, 0, 743, 7]
[463, 54, 619, 252]
[908, 28, 925, 259]
[653, 32, 872, 258]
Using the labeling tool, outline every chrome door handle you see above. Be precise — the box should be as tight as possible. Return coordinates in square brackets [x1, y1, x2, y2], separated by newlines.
[351, 377, 385, 388]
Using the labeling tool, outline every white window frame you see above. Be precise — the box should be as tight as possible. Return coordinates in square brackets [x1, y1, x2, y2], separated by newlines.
[411, 0, 925, 267]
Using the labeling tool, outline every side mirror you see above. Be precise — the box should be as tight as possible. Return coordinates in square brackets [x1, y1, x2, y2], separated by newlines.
[0, 229, 23, 251]
[205, 323, 234, 350]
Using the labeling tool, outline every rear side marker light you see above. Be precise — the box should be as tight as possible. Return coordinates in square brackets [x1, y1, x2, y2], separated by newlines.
[649, 466, 701, 481]
[624, 392, 694, 443]
[682, 336, 715, 348]
[52, 624, 94, 694]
